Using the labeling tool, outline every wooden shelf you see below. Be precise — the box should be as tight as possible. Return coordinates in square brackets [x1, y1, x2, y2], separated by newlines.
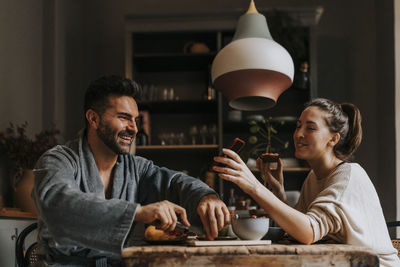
[0, 208, 37, 219]
[136, 144, 219, 151]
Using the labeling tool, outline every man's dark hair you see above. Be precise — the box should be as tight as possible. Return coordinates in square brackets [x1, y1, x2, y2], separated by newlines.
[84, 75, 141, 115]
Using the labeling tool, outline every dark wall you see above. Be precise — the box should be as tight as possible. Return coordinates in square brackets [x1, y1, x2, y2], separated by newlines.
[318, 0, 395, 221]
[375, 0, 395, 221]
[316, 0, 395, 221]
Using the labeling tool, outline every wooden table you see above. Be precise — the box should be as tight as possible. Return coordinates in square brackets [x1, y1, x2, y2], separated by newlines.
[122, 243, 379, 266]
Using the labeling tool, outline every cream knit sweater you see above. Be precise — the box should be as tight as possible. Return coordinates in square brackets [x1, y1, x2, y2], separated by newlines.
[295, 163, 400, 266]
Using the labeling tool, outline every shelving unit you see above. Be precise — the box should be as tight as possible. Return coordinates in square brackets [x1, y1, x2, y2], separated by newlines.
[125, 7, 322, 201]
[129, 31, 221, 180]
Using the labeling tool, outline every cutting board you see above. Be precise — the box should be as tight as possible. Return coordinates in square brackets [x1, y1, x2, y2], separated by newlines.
[187, 240, 271, 247]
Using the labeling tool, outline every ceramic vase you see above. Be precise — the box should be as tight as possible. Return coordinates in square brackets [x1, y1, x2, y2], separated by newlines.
[14, 169, 37, 215]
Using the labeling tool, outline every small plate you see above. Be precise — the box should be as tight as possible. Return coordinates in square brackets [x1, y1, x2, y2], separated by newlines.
[196, 236, 237, 241]
[144, 238, 187, 245]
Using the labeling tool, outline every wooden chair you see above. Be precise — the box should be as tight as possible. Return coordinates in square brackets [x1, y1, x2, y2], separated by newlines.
[15, 222, 38, 267]
[387, 221, 400, 257]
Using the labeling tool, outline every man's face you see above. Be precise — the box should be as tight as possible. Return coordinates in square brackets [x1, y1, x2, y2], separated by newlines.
[96, 95, 139, 154]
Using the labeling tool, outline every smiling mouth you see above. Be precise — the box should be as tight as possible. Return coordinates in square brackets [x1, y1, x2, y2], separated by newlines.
[119, 134, 134, 144]
[295, 143, 307, 149]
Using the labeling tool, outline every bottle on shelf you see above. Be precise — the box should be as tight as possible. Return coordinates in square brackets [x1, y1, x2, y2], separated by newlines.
[296, 61, 310, 90]
[203, 65, 216, 101]
[162, 88, 169, 101]
[135, 115, 148, 146]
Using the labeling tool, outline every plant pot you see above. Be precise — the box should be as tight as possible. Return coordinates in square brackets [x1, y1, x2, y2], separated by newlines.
[13, 169, 37, 215]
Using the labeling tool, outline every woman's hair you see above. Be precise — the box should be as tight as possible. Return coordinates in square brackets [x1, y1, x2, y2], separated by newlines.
[304, 98, 362, 160]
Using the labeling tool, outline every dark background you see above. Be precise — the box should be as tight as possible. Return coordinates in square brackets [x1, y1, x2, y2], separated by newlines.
[0, 0, 397, 224]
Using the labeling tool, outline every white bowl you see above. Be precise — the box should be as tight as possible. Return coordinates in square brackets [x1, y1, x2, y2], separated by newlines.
[231, 217, 269, 240]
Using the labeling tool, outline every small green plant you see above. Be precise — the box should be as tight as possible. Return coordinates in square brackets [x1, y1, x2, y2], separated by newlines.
[247, 117, 289, 159]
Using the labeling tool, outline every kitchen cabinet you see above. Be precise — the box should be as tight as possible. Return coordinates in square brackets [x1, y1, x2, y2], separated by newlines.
[125, 7, 322, 200]
[128, 31, 222, 186]
[0, 216, 37, 267]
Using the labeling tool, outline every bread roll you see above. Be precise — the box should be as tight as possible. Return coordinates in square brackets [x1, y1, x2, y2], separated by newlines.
[260, 153, 279, 162]
[144, 225, 185, 241]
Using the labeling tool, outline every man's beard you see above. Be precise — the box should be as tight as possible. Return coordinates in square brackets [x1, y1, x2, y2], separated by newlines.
[96, 120, 134, 155]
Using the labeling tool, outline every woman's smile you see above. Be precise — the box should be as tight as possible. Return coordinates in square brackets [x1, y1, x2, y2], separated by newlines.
[295, 142, 307, 149]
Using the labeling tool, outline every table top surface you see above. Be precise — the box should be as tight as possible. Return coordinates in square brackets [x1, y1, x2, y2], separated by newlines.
[122, 242, 377, 258]
[122, 241, 380, 267]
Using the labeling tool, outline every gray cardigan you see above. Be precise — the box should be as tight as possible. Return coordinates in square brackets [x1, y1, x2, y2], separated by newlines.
[32, 131, 216, 260]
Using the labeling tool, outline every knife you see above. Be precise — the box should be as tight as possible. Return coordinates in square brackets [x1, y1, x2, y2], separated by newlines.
[175, 222, 204, 236]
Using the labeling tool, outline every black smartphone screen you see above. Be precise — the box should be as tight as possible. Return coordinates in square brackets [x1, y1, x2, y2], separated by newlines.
[227, 137, 246, 154]
[212, 138, 246, 169]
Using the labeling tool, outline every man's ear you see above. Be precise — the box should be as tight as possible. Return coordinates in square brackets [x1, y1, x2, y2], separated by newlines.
[86, 109, 100, 129]
[329, 132, 341, 147]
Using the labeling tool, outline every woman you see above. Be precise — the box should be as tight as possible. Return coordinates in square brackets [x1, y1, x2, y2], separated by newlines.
[213, 98, 399, 266]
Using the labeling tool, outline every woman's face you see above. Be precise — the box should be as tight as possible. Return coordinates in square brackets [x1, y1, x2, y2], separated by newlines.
[293, 106, 336, 161]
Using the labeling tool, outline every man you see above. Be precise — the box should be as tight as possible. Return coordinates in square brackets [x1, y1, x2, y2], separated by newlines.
[32, 75, 229, 266]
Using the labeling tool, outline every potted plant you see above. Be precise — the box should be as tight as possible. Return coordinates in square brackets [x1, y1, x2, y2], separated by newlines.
[237, 117, 289, 186]
[247, 116, 289, 159]
[0, 122, 60, 214]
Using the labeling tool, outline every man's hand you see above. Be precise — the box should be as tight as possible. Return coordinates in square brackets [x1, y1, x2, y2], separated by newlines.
[134, 200, 189, 232]
[197, 194, 230, 240]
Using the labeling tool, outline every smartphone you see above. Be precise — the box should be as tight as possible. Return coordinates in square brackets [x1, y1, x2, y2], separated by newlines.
[226, 137, 246, 154]
[213, 138, 246, 168]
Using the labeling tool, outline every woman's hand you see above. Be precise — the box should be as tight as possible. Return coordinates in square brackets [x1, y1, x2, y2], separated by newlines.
[214, 150, 313, 245]
[257, 157, 287, 203]
[134, 200, 190, 232]
[212, 148, 262, 196]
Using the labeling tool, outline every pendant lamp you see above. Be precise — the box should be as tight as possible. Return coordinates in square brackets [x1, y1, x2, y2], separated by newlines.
[211, 0, 294, 111]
